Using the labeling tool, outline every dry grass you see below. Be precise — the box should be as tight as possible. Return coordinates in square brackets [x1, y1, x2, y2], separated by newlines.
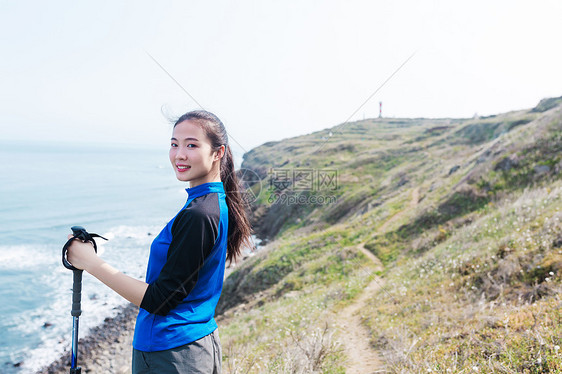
[363, 183, 562, 373]
[218, 231, 378, 373]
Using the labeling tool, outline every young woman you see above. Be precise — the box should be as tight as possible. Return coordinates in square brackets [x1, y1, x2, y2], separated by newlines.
[66, 110, 252, 374]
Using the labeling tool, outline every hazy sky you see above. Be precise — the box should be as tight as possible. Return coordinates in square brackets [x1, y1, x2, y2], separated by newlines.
[1, 0, 561, 157]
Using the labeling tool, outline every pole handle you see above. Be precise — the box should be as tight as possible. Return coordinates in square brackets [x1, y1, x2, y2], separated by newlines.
[71, 270, 83, 317]
[62, 226, 106, 271]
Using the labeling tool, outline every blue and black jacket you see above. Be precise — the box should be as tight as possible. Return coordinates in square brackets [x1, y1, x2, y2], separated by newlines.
[133, 182, 228, 352]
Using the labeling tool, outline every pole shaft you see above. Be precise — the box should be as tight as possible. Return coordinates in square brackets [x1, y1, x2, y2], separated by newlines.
[71, 316, 79, 368]
[70, 270, 83, 372]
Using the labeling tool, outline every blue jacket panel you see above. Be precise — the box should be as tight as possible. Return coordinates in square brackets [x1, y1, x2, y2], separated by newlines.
[133, 182, 228, 352]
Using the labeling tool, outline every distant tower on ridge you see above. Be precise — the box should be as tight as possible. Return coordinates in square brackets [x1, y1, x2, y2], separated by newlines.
[379, 101, 383, 118]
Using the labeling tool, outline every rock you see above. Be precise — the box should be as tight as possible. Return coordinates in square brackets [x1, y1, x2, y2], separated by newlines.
[555, 160, 562, 174]
[396, 175, 408, 187]
[476, 149, 492, 164]
[428, 181, 438, 192]
[534, 165, 551, 175]
[448, 165, 460, 175]
[494, 156, 519, 171]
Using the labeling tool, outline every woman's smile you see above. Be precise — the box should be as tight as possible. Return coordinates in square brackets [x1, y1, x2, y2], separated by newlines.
[176, 164, 191, 172]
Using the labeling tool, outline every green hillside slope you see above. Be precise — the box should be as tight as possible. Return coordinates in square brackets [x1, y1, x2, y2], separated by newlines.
[216, 97, 562, 373]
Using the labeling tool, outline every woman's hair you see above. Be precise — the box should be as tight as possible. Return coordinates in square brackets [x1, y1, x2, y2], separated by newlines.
[174, 110, 253, 264]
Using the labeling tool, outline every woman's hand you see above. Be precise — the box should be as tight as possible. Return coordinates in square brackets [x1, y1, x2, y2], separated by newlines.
[65, 234, 148, 307]
[66, 235, 103, 272]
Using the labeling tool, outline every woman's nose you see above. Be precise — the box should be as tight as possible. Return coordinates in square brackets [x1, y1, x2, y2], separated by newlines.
[176, 147, 188, 159]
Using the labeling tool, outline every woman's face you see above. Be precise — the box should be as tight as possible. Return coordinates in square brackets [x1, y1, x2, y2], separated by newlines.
[169, 120, 222, 187]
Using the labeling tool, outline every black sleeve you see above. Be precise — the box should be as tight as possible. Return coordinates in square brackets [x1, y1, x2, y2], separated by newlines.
[140, 206, 218, 316]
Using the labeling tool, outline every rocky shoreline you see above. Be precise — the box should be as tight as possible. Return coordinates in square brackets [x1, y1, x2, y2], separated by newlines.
[36, 303, 138, 374]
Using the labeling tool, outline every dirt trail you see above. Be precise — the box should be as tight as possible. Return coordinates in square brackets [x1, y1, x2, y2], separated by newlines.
[338, 243, 384, 373]
[338, 187, 420, 373]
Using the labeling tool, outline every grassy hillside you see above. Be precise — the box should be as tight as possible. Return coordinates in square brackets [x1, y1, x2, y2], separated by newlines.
[217, 97, 562, 373]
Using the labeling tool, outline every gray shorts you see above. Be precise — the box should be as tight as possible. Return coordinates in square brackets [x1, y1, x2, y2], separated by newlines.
[132, 329, 222, 374]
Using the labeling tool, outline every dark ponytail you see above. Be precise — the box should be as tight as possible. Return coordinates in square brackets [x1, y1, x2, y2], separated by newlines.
[174, 110, 253, 264]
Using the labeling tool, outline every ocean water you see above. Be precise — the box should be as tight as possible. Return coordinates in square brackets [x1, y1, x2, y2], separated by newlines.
[0, 140, 194, 373]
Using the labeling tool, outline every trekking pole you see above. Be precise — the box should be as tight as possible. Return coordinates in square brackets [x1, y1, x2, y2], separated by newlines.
[62, 226, 107, 374]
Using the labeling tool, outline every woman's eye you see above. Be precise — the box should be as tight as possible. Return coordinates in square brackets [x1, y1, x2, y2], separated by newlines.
[187, 144, 196, 148]
[171, 143, 178, 148]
